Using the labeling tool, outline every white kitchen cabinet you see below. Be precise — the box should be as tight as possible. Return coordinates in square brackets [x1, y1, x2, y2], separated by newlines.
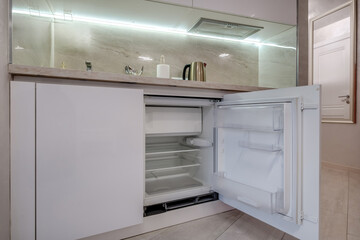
[147, 0, 193, 7]
[10, 82, 36, 240]
[11, 83, 144, 240]
[11, 82, 320, 240]
[192, 0, 297, 25]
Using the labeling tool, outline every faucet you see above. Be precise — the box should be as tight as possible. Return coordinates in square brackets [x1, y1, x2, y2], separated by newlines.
[85, 61, 92, 71]
[125, 65, 144, 76]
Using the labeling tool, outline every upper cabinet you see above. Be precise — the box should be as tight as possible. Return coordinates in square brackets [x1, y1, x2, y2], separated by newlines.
[148, 0, 297, 25]
[192, 0, 297, 25]
[148, 0, 193, 7]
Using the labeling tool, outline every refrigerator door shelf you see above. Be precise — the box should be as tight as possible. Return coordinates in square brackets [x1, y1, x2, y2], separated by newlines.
[214, 100, 295, 221]
[212, 174, 284, 214]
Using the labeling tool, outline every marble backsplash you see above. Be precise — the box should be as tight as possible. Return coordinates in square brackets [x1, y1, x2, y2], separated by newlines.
[12, 14, 296, 87]
[259, 27, 297, 88]
[12, 16, 52, 68]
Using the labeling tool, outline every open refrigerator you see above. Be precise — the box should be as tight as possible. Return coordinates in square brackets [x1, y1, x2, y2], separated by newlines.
[143, 85, 320, 240]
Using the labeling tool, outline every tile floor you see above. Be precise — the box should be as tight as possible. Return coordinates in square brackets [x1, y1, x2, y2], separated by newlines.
[125, 165, 360, 240]
[320, 165, 360, 240]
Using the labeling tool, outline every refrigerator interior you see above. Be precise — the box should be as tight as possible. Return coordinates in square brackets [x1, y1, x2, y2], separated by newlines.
[144, 101, 215, 207]
[143, 96, 296, 222]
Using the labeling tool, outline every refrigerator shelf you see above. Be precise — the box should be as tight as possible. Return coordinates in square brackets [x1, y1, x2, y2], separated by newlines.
[146, 170, 190, 180]
[146, 156, 200, 173]
[146, 175, 204, 195]
[146, 143, 200, 156]
[238, 142, 282, 152]
[217, 124, 283, 133]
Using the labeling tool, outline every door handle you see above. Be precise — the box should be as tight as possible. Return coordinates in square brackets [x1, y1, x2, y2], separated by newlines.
[338, 95, 350, 104]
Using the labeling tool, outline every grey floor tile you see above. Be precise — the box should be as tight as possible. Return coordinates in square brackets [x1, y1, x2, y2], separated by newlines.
[348, 234, 360, 240]
[124, 229, 165, 240]
[281, 234, 298, 240]
[348, 171, 360, 237]
[320, 209, 348, 240]
[126, 210, 243, 240]
[319, 167, 349, 240]
[216, 214, 284, 240]
[320, 166, 349, 215]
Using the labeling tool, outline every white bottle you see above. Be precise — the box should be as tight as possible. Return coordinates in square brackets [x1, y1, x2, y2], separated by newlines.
[156, 55, 170, 79]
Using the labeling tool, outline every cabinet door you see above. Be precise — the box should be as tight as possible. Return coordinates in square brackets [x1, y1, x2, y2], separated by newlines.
[148, 0, 192, 7]
[36, 84, 144, 240]
[214, 86, 320, 240]
[192, 0, 297, 25]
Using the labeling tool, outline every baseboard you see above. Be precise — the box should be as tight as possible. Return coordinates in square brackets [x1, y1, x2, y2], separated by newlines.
[82, 200, 233, 240]
[321, 161, 360, 173]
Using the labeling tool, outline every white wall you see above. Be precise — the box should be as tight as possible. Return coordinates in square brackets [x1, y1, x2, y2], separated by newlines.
[0, 0, 10, 239]
[309, 0, 360, 169]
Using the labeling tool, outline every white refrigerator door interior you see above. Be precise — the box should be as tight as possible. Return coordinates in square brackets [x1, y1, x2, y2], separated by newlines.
[36, 84, 144, 240]
[214, 102, 293, 216]
[214, 86, 320, 240]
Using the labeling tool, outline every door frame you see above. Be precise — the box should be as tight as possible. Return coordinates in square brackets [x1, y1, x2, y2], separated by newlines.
[308, 0, 357, 123]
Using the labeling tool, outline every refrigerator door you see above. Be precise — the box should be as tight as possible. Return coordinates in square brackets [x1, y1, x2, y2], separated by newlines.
[214, 86, 320, 240]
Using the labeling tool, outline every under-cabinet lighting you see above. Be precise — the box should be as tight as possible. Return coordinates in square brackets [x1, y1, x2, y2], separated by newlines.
[219, 53, 230, 58]
[15, 45, 24, 50]
[246, 38, 261, 42]
[29, 8, 40, 17]
[138, 56, 153, 61]
[64, 11, 73, 21]
[12, 9, 296, 50]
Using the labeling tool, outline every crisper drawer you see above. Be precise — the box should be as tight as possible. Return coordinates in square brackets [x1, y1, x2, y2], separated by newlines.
[145, 107, 202, 135]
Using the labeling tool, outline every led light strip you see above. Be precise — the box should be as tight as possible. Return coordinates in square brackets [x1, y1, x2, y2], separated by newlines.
[12, 9, 296, 50]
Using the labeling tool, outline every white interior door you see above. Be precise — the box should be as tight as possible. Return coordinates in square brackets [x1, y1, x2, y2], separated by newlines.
[313, 38, 351, 120]
[36, 84, 144, 240]
[214, 86, 320, 240]
[311, 4, 355, 123]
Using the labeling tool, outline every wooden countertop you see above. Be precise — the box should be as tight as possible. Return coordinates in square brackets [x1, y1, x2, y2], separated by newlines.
[9, 64, 270, 92]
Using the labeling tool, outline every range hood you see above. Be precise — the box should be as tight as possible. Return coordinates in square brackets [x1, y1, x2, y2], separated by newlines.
[189, 18, 263, 39]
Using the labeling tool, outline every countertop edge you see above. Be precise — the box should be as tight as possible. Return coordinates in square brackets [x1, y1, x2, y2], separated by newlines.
[8, 64, 271, 92]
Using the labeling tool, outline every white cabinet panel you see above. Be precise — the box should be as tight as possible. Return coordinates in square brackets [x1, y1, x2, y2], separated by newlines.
[36, 84, 144, 240]
[192, 0, 297, 25]
[148, 0, 192, 7]
[10, 82, 36, 240]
